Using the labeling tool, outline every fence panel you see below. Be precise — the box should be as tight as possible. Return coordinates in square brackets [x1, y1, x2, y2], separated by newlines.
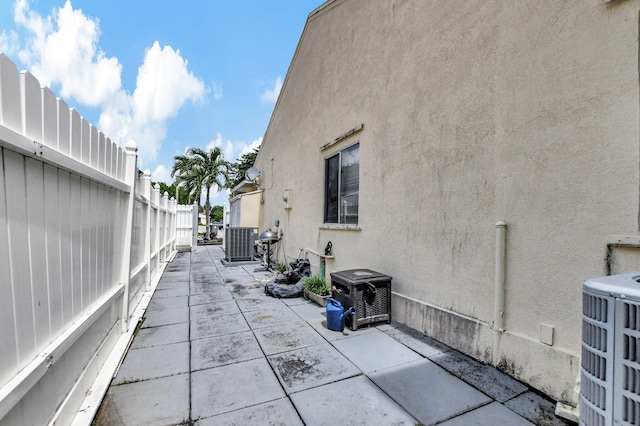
[4, 149, 37, 372]
[20, 71, 41, 141]
[44, 164, 62, 334]
[41, 87, 56, 149]
[0, 53, 178, 425]
[0, 148, 17, 388]
[176, 204, 198, 249]
[0, 55, 22, 130]
[129, 171, 149, 311]
[58, 170, 73, 327]
[70, 174, 83, 318]
[150, 200, 158, 277]
[25, 157, 50, 350]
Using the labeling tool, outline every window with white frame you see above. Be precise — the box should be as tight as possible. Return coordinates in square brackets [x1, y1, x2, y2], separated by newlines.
[324, 143, 359, 224]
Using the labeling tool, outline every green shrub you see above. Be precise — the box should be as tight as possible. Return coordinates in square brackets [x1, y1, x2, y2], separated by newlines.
[276, 262, 288, 273]
[303, 275, 331, 296]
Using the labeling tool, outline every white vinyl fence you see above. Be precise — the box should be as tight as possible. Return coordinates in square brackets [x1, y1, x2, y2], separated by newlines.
[176, 203, 199, 250]
[0, 53, 196, 425]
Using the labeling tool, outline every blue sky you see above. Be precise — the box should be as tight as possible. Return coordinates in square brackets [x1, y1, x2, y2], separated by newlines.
[0, 0, 322, 207]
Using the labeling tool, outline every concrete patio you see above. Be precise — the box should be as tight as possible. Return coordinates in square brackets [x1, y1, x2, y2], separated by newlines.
[93, 245, 572, 425]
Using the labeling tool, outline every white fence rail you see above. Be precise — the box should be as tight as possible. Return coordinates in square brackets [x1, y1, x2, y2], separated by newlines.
[0, 53, 194, 425]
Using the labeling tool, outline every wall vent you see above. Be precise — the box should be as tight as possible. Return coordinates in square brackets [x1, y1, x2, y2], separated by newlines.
[582, 273, 640, 425]
[224, 227, 258, 261]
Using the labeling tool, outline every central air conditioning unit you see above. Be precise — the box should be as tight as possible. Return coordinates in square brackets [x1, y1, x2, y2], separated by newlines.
[581, 272, 640, 426]
[224, 227, 258, 261]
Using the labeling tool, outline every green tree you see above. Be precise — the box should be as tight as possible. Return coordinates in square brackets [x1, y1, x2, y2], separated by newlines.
[227, 146, 260, 195]
[154, 182, 191, 204]
[171, 146, 230, 240]
[211, 205, 224, 222]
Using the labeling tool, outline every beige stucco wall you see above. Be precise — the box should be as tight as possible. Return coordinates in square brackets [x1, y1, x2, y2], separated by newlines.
[255, 0, 640, 403]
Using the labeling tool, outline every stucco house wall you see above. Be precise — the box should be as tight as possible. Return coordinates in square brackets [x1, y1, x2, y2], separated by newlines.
[254, 0, 640, 404]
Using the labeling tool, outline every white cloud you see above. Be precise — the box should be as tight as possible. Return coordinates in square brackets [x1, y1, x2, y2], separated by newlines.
[98, 41, 206, 164]
[261, 76, 282, 103]
[211, 81, 223, 100]
[205, 133, 223, 153]
[15, 0, 121, 106]
[151, 164, 172, 183]
[0, 30, 19, 56]
[223, 139, 235, 163]
[13, 0, 206, 166]
[205, 132, 235, 163]
[133, 41, 204, 124]
[203, 133, 261, 167]
[238, 136, 262, 159]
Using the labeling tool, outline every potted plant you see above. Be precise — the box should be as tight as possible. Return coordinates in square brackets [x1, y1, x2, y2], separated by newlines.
[276, 262, 288, 274]
[303, 275, 331, 306]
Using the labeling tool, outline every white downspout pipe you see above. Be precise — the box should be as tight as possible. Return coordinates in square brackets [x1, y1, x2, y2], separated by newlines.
[493, 221, 507, 364]
[494, 221, 507, 331]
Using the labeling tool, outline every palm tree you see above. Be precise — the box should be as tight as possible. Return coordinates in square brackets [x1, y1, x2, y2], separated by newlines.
[171, 146, 229, 240]
[170, 154, 199, 204]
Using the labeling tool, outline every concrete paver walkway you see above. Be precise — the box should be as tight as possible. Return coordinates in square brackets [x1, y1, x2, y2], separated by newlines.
[93, 246, 572, 425]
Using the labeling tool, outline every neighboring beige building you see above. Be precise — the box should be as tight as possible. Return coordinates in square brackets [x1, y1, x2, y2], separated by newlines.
[229, 182, 263, 228]
[253, 0, 640, 407]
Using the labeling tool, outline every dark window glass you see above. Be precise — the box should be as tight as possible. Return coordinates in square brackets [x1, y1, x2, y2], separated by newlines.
[324, 154, 339, 223]
[324, 143, 359, 224]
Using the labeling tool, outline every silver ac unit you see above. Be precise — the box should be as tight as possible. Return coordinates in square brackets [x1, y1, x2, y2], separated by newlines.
[581, 272, 640, 425]
[224, 227, 258, 261]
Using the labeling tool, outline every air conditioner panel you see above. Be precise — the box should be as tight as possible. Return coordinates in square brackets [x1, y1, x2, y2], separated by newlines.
[581, 290, 614, 426]
[224, 227, 258, 261]
[581, 273, 640, 426]
[615, 298, 640, 425]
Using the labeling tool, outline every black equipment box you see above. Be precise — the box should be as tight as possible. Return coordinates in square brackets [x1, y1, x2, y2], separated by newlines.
[330, 269, 392, 331]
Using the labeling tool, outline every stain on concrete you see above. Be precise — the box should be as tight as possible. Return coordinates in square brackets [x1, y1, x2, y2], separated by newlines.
[92, 393, 125, 425]
[203, 305, 225, 315]
[276, 355, 320, 387]
[191, 332, 262, 371]
[231, 284, 250, 297]
[505, 391, 573, 426]
[253, 315, 274, 322]
[261, 329, 302, 348]
[268, 344, 360, 391]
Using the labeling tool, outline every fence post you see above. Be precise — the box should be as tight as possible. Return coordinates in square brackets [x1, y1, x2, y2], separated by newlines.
[192, 201, 199, 249]
[154, 184, 161, 272]
[120, 140, 137, 333]
[170, 197, 177, 254]
[142, 169, 151, 291]
[161, 192, 168, 262]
